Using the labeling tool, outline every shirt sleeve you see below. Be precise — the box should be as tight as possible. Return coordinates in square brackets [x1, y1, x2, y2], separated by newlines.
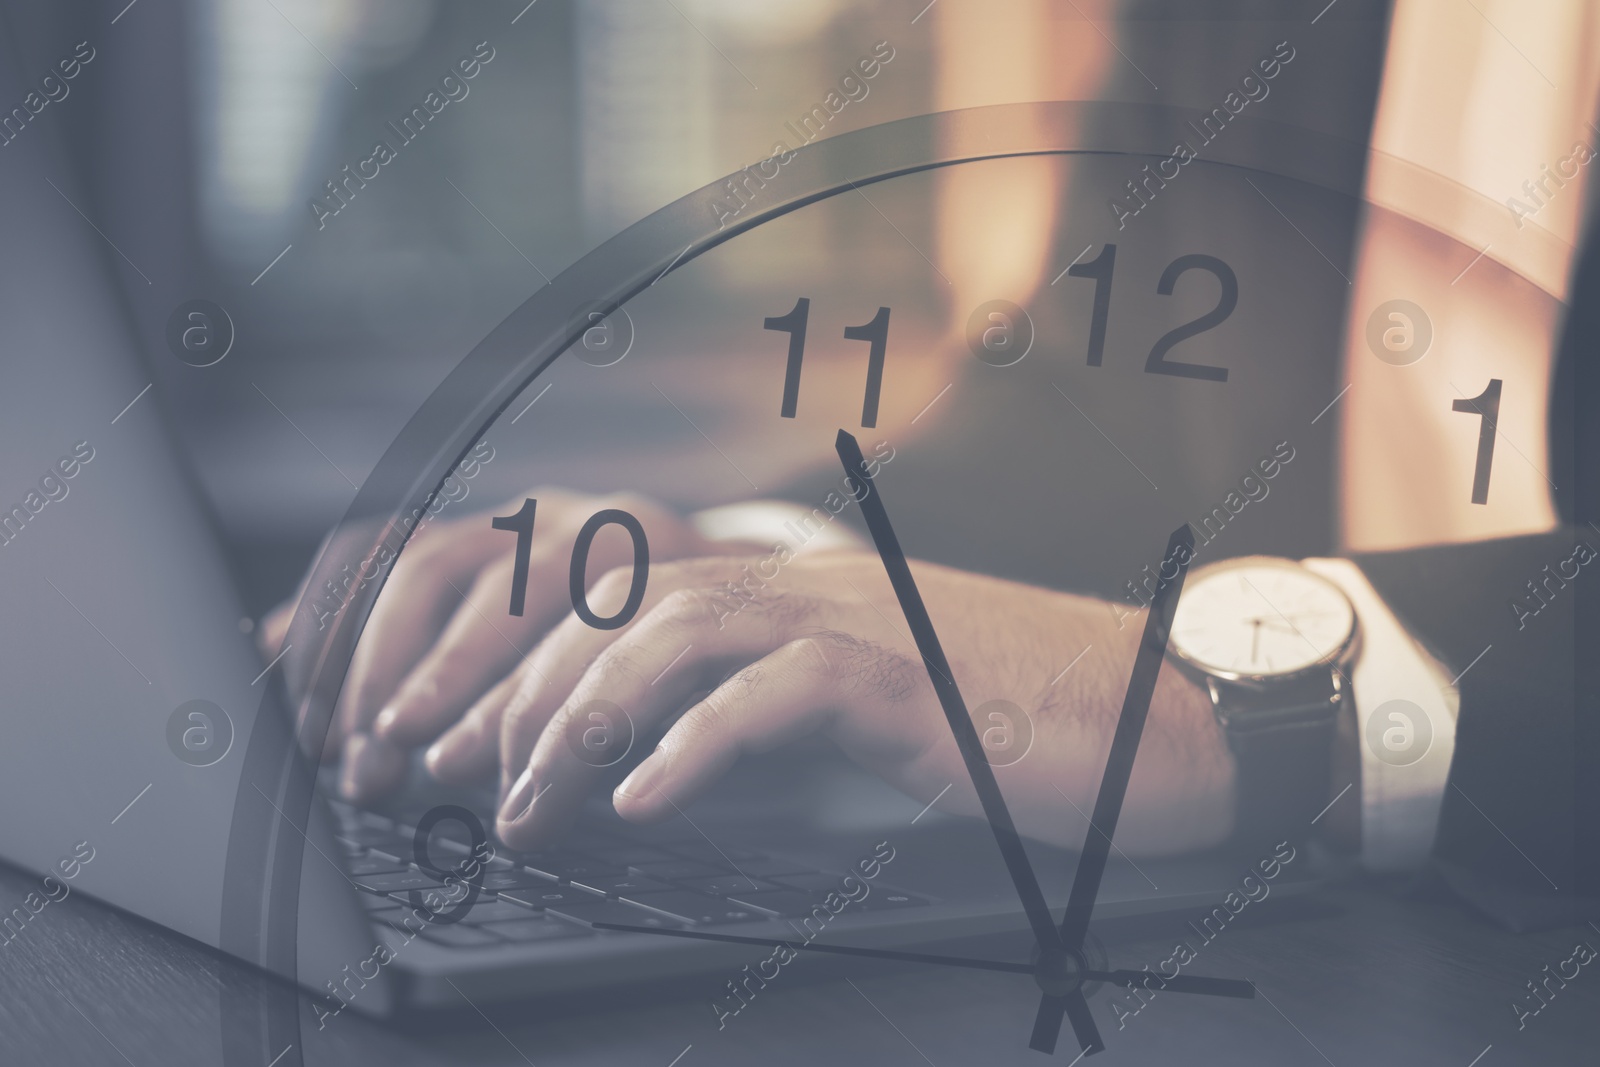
[690, 499, 867, 556]
[1303, 557, 1458, 871]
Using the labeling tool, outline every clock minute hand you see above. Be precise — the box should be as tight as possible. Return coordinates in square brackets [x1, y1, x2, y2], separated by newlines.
[1030, 522, 1197, 1057]
[834, 430, 1063, 959]
[1057, 522, 1195, 947]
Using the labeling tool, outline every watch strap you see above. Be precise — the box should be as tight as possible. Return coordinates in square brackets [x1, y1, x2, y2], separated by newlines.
[1212, 670, 1342, 852]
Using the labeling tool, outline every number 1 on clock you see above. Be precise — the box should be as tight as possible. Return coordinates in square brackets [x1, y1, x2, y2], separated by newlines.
[1452, 377, 1502, 505]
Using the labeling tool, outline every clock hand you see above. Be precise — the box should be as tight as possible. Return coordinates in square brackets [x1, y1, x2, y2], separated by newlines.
[1031, 522, 1197, 1056]
[1063, 995, 1104, 1057]
[594, 923, 1257, 998]
[1246, 611, 1326, 633]
[834, 430, 1063, 960]
[593, 923, 1033, 974]
[1250, 617, 1261, 664]
[1096, 971, 1254, 998]
[1055, 522, 1194, 947]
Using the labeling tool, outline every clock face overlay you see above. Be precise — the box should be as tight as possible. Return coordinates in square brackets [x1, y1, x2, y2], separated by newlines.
[1170, 563, 1356, 678]
[208, 105, 1572, 1065]
[0, 0, 1584, 1053]
[460, 145, 1365, 601]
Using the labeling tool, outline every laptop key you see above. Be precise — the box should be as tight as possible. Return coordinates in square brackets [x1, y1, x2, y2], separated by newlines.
[579, 843, 676, 866]
[721, 857, 814, 878]
[663, 842, 766, 863]
[431, 841, 515, 871]
[571, 873, 676, 897]
[727, 891, 842, 918]
[546, 897, 685, 929]
[477, 869, 558, 892]
[352, 869, 449, 895]
[488, 918, 595, 943]
[498, 885, 604, 911]
[543, 854, 626, 881]
[509, 851, 617, 881]
[765, 872, 852, 894]
[330, 804, 396, 833]
[628, 859, 726, 881]
[853, 891, 931, 912]
[341, 825, 417, 853]
[674, 875, 781, 897]
[346, 853, 410, 877]
[363, 845, 409, 865]
[425, 820, 488, 848]
[621, 891, 772, 926]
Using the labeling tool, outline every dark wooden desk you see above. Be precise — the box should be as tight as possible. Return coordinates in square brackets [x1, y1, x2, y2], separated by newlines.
[2, 863, 1593, 1067]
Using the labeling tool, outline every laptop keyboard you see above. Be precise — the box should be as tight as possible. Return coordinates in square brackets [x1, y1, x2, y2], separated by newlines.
[327, 800, 928, 950]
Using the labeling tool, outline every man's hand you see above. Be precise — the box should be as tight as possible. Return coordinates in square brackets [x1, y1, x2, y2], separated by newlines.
[257, 489, 716, 801]
[423, 552, 1235, 856]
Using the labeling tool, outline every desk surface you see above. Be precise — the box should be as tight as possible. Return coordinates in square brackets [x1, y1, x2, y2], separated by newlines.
[2, 862, 1594, 1067]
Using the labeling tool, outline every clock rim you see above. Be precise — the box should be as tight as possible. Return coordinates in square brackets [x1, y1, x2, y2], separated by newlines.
[215, 101, 1478, 1063]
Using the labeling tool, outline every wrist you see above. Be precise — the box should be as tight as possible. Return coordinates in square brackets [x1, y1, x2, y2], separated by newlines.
[1144, 661, 1238, 852]
[1026, 601, 1236, 856]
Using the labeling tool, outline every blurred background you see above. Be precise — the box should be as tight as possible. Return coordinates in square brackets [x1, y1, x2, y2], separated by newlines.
[0, 0, 1396, 618]
[1, 0, 947, 614]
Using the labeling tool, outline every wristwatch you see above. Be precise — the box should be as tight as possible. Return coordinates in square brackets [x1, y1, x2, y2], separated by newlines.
[1166, 556, 1359, 849]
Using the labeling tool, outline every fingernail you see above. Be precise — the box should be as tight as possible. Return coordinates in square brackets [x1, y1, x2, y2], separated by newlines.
[423, 734, 453, 769]
[615, 757, 664, 803]
[498, 767, 536, 823]
[373, 706, 400, 738]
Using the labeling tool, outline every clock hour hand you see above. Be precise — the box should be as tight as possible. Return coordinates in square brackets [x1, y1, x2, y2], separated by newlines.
[1031, 994, 1103, 1058]
[594, 923, 1257, 998]
[835, 430, 1063, 959]
[1030, 523, 1196, 1056]
[593, 922, 1036, 974]
[1096, 971, 1255, 998]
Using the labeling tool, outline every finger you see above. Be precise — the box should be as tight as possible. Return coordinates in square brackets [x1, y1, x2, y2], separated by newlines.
[334, 536, 512, 798]
[496, 582, 820, 847]
[612, 638, 846, 823]
[257, 599, 294, 661]
[425, 667, 524, 785]
[334, 532, 492, 744]
[400, 506, 692, 775]
[495, 555, 793, 785]
[339, 732, 411, 802]
[371, 548, 569, 748]
[492, 561, 694, 792]
[256, 593, 335, 765]
[494, 567, 764, 789]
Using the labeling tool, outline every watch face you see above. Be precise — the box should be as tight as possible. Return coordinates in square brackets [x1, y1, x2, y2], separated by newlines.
[1170, 560, 1355, 678]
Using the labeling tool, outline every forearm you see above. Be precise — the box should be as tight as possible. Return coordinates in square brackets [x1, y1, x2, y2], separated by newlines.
[1027, 593, 1236, 855]
[929, 583, 1236, 857]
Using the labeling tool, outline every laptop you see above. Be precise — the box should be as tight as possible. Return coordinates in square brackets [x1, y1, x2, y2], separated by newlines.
[0, 64, 1319, 1029]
